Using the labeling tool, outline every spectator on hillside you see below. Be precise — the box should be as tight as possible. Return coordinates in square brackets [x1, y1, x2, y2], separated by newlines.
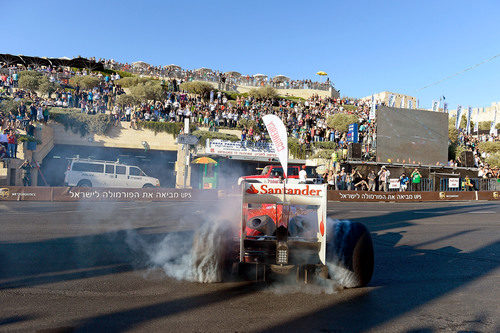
[378, 166, 390, 191]
[399, 173, 410, 191]
[410, 168, 422, 191]
[367, 170, 376, 191]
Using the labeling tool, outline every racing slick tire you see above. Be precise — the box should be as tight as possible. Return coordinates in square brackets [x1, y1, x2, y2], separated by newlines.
[191, 221, 235, 283]
[325, 220, 374, 288]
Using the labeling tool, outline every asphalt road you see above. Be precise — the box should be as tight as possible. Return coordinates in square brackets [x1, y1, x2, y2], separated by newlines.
[0, 200, 498, 332]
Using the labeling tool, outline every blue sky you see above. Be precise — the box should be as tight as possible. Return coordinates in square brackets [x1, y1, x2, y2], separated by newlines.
[2, 0, 500, 109]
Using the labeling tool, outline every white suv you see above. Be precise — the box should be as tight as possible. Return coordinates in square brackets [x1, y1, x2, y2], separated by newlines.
[64, 158, 160, 188]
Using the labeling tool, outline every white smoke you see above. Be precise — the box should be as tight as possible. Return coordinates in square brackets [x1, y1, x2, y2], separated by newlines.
[141, 198, 239, 283]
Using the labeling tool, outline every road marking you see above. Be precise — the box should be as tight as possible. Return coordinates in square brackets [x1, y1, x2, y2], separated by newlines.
[413, 211, 497, 214]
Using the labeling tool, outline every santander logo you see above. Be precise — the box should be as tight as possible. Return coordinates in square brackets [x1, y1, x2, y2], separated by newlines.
[246, 184, 322, 196]
[246, 185, 259, 194]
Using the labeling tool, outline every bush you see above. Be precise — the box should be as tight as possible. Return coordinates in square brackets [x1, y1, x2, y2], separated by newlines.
[192, 130, 239, 146]
[496, 123, 500, 130]
[116, 76, 151, 88]
[115, 94, 138, 107]
[116, 70, 134, 78]
[0, 98, 22, 115]
[69, 76, 101, 90]
[478, 141, 500, 154]
[180, 81, 213, 99]
[312, 149, 336, 159]
[478, 121, 491, 131]
[288, 137, 308, 159]
[448, 143, 467, 161]
[50, 108, 114, 137]
[238, 118, 259, 131]
[313, 141, 337, 149]
[18, 70, 43, 91]
[449, 126, 459, 144]
[327, 113, 359, 132]
[136, 121, 195, 138]
[485, 152, 500, 168]
[18, 134, 41, 144]
[39, 78, 60, 97]
[248, 86, 278, 100]
[130, 81, 163, 102]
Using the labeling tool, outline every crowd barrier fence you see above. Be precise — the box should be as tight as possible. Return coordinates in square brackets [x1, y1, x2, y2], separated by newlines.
[0, 186, 498, 202]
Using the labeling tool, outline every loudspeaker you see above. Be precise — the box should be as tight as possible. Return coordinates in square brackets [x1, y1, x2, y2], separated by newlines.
[348, 143, 362, 159]
[461, 151, 474, 167]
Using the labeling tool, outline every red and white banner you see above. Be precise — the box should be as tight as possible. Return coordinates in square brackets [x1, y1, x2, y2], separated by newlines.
[263, 114, 288, 178]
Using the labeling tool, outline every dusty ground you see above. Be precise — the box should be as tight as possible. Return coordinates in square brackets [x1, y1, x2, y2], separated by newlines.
[0, 200, 498, 332]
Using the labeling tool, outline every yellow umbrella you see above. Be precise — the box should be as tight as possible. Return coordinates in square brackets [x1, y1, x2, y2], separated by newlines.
[316, 71, 328, 76]
[192, 156, 218, 165]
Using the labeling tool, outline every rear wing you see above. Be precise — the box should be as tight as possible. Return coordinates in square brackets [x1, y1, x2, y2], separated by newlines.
[240, 180, 328, 264]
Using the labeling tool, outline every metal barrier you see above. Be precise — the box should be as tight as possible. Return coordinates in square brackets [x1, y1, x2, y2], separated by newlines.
[439, 178, 499, 191]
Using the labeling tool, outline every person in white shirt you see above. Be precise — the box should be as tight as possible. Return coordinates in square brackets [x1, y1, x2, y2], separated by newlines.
[299, 165, 307, 183]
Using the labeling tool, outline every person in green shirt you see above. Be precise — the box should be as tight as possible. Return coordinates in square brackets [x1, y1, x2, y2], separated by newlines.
[410, 168, 422, 191]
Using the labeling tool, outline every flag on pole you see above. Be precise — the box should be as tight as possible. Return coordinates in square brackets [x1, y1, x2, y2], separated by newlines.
[473, 108, 479, 133]
[263, 114, 288, 178]
[408, 100, 413, 109]
[443, 103, 448, 113]
[490, 106, 498, 135]
[417, 99, 420, 109]
[466, 106, 472, 135]
[432, 100, 440, 112]
[369, 95, 376, 120]
[400, 96, 405, 108]
[455, 106, 462, 130]
[388, 94, 396, 107]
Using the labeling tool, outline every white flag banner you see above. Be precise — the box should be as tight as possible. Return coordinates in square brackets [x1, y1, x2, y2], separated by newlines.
[389, 94, 396, 107]
[369, 95, 376, 120]
[473, 108, 479, 133]
[263, 114, 288, 178]
[490, 106, 498, 135]
[443, 102, 448, 113]
[466, 106, 472, 134]
[408, 100, 413, 109]
[400, 96, 405, 108]
[455, 105, 462, 130]
[432, 100, 440, 112]
[417, 99, 420, 109]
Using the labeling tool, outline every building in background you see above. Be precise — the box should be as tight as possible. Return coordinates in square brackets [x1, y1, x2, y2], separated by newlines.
[448, 101, 499, 125]
[361, 91, 417, 109]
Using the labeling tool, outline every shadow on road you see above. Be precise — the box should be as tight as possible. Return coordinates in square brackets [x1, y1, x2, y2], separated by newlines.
[0, 202, 498, 332]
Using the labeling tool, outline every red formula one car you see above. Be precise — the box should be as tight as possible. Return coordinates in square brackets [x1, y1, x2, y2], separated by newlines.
[210, 180, 374, 287]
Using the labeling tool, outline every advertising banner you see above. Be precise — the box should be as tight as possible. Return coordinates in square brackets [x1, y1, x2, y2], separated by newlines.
[205, 139, 277, 159]
[369, 95, 376, 120]
[466, 106, 473, 135]
[347, 123, 359, 143]
[448, 178, 460, 188]
[455, 106, 462, 130]
[327, 191, 477, 202]
[262, 114, 288, 178]
[389, 179, 400, 189]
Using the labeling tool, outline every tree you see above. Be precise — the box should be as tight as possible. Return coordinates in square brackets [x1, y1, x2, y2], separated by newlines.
[478, 121, 491, 131]
[69, 76, 101, 90]
[327, 113, 359, 132]
[39, 77, 59, 98]
[130, 81, 163, 102]
[448, 125, 459, 144]
[115, 94, 138, 107]
[485, 152, 500, 167]
[116, 76, 150, 88]
[496, 123, 500, 130]
[18, 70, 43, 92]
[248, 86, 278, 100]
[0, 99, 22, 116]
[180, 81, 213, 99]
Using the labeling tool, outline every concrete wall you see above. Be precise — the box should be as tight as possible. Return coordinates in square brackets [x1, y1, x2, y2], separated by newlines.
[50, 122, 179, 151]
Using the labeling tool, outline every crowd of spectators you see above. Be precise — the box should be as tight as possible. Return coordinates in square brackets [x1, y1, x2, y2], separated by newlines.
[102, 58, 333, 91]
[1, 59, 498, 189]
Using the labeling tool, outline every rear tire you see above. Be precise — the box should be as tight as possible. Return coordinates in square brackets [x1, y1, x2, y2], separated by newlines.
[77, 180, 92, 187]
[143, 184, 154, 188]
[325, 220, 374, 288]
